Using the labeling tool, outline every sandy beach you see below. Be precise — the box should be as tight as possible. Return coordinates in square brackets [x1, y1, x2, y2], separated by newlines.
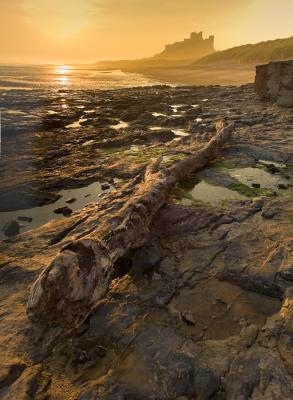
[130, 63, 256, 86]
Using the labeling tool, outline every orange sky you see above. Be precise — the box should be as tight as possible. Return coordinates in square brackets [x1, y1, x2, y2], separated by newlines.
[1, 0, 293, 64]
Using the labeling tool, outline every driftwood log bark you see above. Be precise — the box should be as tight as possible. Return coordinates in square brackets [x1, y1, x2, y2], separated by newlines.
[27, 121, 233, 331]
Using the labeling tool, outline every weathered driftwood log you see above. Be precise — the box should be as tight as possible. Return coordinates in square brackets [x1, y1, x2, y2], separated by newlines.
[27, 121, 233, 331]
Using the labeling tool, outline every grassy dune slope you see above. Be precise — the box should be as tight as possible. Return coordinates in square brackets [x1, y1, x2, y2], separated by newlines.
[194, 36, 293, 65]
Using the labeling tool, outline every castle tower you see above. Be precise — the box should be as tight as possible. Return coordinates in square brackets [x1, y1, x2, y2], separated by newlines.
[208, 35, 215, 45]
[190, 32, 203, 41]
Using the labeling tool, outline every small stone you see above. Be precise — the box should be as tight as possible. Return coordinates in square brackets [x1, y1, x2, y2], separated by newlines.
[261, 208, 275, 219]
[17, 216, 33, 222]
[78, 351, 88, 364]
[252, 197, 264, 210]
[84, 359, 98, 370]
[133, 138, 142, 144]
[152, 272, 162, 281]
[240, 324, 259, 348]
[181, 311, 196, 325]
[53, 206, 72, 216]
[252, 183, 260, 188]
[65, 198, 76, 204]
[95, 346, 106, 358]
[101, 183, 110, 190]
[267, 165, 280, 174]
[76, 324, 89, 336]
[2, 220, 20, 237]
[238, 318, 248, 327]
[216, 297, 227, 305]
[271, 191, 278, 196]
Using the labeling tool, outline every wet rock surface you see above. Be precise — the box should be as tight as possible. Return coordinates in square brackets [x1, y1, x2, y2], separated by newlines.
[0, 83, 293, 399]
[1, 84, 292, 213]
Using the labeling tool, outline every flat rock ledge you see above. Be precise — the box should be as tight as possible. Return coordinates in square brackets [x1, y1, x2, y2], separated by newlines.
[0, 83, 293, 400]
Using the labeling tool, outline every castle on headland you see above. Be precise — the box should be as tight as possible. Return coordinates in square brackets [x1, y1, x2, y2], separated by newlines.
[154, 32, 215, 61]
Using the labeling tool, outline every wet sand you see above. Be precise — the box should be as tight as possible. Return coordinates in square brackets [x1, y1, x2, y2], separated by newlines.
[139, 64, 256, 86]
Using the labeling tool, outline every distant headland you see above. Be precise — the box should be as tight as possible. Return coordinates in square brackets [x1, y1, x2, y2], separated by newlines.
[94, 31, 293, 86]
[154, 31, 215, 61]
[94, 30, 216, 70]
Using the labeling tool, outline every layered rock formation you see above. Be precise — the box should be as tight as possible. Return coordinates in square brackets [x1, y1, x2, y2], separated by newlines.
[154, 31, 215, 61]
[255, 60, 293, 107]
[1, 83, 293, 399]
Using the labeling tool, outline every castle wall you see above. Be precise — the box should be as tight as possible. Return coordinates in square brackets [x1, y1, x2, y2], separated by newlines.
[255, 60, 293, 107]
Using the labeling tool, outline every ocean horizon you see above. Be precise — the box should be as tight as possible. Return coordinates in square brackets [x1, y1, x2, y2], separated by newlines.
[0, 64, 163, 91]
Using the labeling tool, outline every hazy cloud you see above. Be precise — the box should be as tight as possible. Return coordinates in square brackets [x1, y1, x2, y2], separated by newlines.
[0, 0, 292, 63]
[93, 0, 254, 16]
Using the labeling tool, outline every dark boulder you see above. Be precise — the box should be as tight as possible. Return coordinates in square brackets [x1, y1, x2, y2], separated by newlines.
[2, 220, 20, 237]
[17, 216, 33, 223]
[101, 183, 111, 190]
[53, 206, 73, 216]
[65, 198, 76, 204]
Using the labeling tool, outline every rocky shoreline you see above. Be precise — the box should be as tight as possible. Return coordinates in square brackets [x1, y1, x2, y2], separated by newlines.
[0, 83, 293, 399]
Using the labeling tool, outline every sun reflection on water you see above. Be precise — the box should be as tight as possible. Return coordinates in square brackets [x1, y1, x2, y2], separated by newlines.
[55, 65, 72, 75]
[57, 76, 69, 85]
[53, 65, 72, 85]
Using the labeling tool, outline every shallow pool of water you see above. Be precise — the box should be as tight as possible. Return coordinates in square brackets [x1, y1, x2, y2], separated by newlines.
[82, 140, 95, 147]
[128, 145, 141, 152]
[66, 116, 88, 129]
[152, 112, 167, 117]
[171, 129, 190, 137]
[6, 110, 27, 115]
[230, 167, 288, 190]
[110, 120, 129, 130]
[0, 181, 113, 240]
[182, 181, 245, 206]
[170, 104, 185, 113]
[258, 160, 287, 169]
[149, 126, 163, 131]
